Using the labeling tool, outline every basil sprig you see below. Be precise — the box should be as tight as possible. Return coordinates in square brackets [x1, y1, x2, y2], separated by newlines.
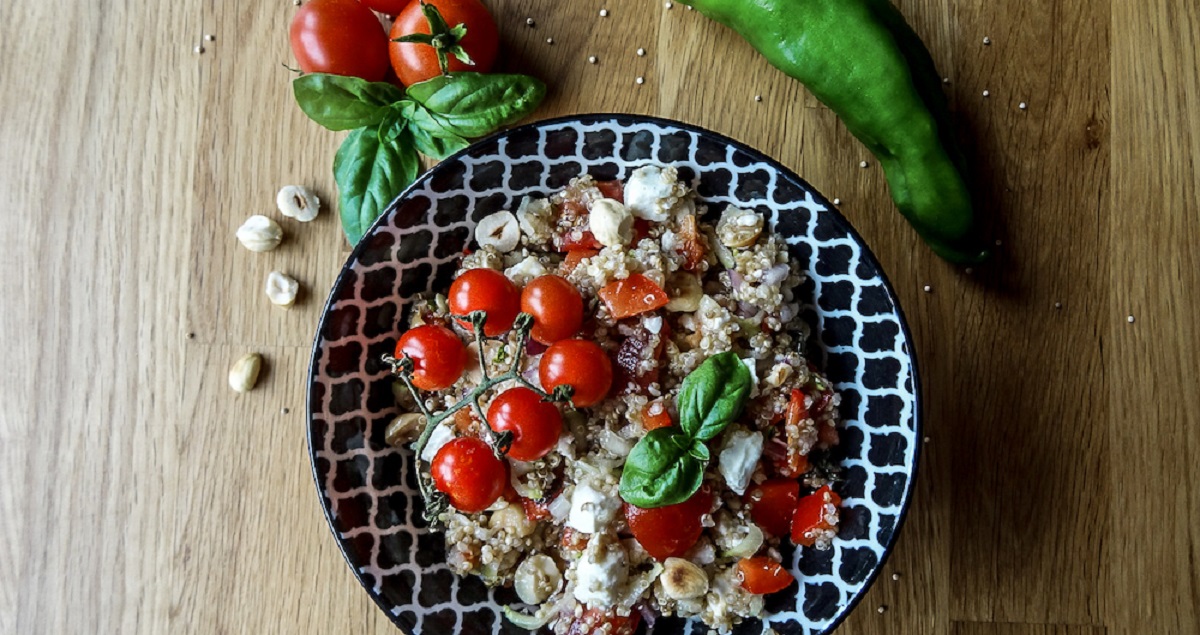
[292, 72, 546, 245]
[619, 352, 752, 508]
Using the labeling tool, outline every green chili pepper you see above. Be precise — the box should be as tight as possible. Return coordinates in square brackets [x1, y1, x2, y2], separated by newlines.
[681, 0, 989, 263]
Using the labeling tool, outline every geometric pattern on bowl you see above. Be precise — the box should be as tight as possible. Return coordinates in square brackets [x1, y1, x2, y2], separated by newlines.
[307, 114, 921, 635]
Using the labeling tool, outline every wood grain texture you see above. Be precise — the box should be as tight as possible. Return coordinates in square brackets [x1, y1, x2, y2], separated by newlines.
[2, 0, 1197, 634]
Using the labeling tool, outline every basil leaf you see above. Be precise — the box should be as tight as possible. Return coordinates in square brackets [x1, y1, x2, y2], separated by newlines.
[400, 101, 470, 159]
[406, 72, 546, 138]
[333, 125, 420, 245]
[678, 352, 753, 442]
[618, 428, 705, 508]
[293, 73, 405, 131]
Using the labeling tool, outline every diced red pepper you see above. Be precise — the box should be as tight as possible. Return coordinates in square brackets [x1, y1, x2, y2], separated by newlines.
[745, 478, 800, 538]
[598, 273, 670, 319]
[632, 218, 651, 243]
[565, 606, 640, 635]
[791, 485, 841, 547]
[736, 557, 796, 594]
[557, 229, 604, 252]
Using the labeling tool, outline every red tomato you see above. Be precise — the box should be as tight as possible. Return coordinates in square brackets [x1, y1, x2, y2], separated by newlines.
[538, 339, 613, 407]
[598, 273, 670, 319]
[624, 487, 712, 561]
[557, 229, 604, 252]
[791, 485, 842, 547]
[388, 0, 499, 86]
[565, 607, 640, 635]
[521, 497, 551, 522]
[736, 557, 795, 594]
[289, 0, 391, 81]
[745, 479, 800, 538]
[431, 437, 507, 513]
[448, 268, 520, 337]
[560, 249, 599, 273]
[520, 275, 584, 344]
[640, 400, 673, 430]
[486, 387, 563, 461]
[358, 0, 408, 14]
[394, 324, 467, 391]
[594, 180, 624, 202]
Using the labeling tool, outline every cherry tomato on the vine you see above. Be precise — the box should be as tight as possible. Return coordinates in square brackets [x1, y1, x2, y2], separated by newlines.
[487, 387, 563, 462]
[736, 557, 796, 594]
[624, 487, 712, 561]
[388, 0, 499, 86]
[520, 275, 584, 344]
[289, 0, 391, 81]
[448, 268, 520, 337]
[539, 339, 613, 407]
[394, 324, 467, 391]
[358, 0, 409, 14]
[431, 437, 507, 513]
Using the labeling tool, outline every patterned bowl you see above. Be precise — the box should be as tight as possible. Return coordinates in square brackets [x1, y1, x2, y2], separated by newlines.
[307, 114, 921, 635]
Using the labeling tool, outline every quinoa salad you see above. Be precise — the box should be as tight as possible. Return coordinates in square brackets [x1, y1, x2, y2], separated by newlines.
[382, 165, 843, 635]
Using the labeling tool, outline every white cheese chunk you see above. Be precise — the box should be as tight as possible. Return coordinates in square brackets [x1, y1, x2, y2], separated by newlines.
[718, 428, 763, 496]
[573, 535, 629, 607]
[589, 197, 633, 247]
[566, 482, 620, 534]
[624, 166, 686, 222]
[741, 357, 760, 397]
[419, 424, 455, 463]
[504, 255, 548, 286]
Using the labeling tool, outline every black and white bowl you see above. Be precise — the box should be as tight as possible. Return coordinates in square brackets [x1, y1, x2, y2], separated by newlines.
[307, 114, 921, 635]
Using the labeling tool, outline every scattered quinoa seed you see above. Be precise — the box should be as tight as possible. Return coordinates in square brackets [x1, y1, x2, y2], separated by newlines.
[546, 37, 554, 44]
[1019, 102, 1028, 110]
[983, 89, 991, 97]
[637, 47, 646, 56]
[281, 407, 290, 415]
[833, 198, 841, 205]
[599, 9, 609, 17]
[995, 239, 1003, 246]
[186, 332, 195, 339]
[205, 34, 215, 42]
[293, 0, 301, 5]
[877, 605, 888, 614]
[665, 1, 673, 8]
[860, 160, 869, 168]
[983, 36, 991, 45]
[636, 76, 645, 84]
[892, 572, 901, 581]
[754, 95, 762, 102]
[588, 55, 598, 64]
[943, 77, 951, 84]
[526, 17, 534, 26]
[923, 436, 931, 444]
[1055, 302, 1063, 309]
[194, 45, 204, 54]
[964, 267, 974, 275]
[923, 285, 932, 293]
[1128, 315, 1135, 323]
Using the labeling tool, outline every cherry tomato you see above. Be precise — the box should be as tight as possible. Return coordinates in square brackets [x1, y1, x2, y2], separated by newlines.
[624, 487, 712, 560]
[448, 268, 520, 336]
[539, 339, 613, 407]
[594, 180, 624, 203]
[791, 485, 842, 547]
[640, 399, 673, 430]
[486, 387, 563, 461]
[431, 437, 506, 513]
[520, 275, 584, 344]
[289, 0, 391, 81]
[736, 557, 795, 594]
[388, 0, 499, 86]
[394, 324, 467, 391]
[745, 479, 800, 538]
[358, 0, 408, 14]
[598, 273, 670, 319]
[565, 607, 640, 635]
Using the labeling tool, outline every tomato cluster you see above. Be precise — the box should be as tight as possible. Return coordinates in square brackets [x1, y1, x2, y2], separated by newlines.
[396, 270, 614, 514]
[289, 0, 498, 85]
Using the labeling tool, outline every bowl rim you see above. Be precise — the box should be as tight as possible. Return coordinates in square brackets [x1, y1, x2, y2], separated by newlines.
[305, 112, 923, 635]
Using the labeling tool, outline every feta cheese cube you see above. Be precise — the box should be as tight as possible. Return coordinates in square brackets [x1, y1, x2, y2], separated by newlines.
[718, 428, 763, 496]
[567, 482, 620, 533]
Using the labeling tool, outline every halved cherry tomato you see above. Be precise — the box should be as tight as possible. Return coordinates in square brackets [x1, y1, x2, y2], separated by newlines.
[394, 324, 467, 391]
[745, 479, 800, 538]
[595, 180, 624, 202]
[598, 273, 670, 319]
[358, 0, 408, 14]
[565, 606, 640, 635]
[624, 487, 711, 561]
[486, 387, 563, 462]
[538, 339, 613, 407]
[448, 268, 520, 336]
[431, 437, 507, 513]
[289, 0, 391, 81]
[640, 400, 673, 430]
[736, 557, 795, 594]
[520, 275, 584, 344]
[557, 229, 604, 252]
[560, 249, 599, 273]
[388, 0, 499, 86]
[791, 485, 841, 547]
[632, 218, 652, 243]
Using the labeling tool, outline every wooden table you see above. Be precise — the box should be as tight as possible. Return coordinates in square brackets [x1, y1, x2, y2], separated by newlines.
[3, 1, 1197, 633]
